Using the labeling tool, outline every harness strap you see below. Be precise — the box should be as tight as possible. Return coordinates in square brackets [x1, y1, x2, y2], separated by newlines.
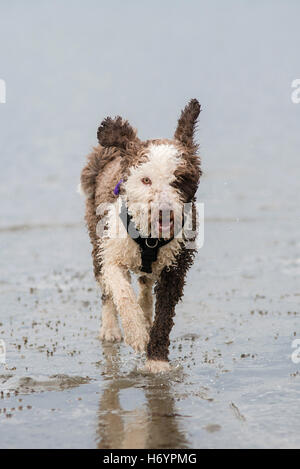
[119, 200, 174, 274]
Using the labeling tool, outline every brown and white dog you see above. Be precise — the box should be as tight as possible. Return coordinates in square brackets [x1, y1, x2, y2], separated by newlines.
[80, 99, 202, 373]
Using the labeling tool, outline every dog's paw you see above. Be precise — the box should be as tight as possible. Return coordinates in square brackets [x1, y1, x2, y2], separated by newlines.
[124, 328, 149, 353]
[99, 326, 123, 343]
[143, 359, 170, 373]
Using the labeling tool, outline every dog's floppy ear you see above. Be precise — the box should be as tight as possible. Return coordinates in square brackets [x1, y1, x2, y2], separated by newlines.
[174, 99, 201, 147]
[97, 116, 138, 150]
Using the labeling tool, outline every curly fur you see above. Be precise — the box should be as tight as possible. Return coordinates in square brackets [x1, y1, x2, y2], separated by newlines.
[80, 99, 202, 372]
[147, 246, 196, 362]
[97, 116, 138, 150]
[174, 98, 201, 148]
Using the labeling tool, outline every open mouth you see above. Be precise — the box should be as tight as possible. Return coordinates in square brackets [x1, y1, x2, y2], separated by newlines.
[158, 210, 175, 236]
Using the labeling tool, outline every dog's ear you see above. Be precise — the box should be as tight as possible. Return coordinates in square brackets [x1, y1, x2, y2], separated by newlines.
[97, 116, 138, 150]
[174, 99, 201, 147]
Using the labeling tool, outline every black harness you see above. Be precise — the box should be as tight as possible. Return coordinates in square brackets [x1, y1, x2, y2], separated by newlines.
[119, 200, 174, 274]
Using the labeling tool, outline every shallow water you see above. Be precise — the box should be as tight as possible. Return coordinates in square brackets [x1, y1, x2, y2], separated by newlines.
[0, 0, 300, 449]
[0, 220, 299, 449]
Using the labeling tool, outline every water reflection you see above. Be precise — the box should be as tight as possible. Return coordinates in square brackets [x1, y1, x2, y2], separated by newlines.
[96, 345, 188, 449]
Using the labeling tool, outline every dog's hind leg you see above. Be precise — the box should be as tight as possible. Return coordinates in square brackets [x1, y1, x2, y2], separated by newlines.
[145, 248, 195, 373]
[99, 270, 131, 343]
[83, 195, 122, 343]
[99, 290, 123, 343]
[102, 265, 149, 353]
[137, 276, 154, 332]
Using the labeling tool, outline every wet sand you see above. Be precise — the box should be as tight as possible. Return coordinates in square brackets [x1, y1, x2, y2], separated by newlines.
[0, 216, 299, 449]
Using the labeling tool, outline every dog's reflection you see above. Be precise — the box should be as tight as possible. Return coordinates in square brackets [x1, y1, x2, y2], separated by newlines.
[96, 345, 188, 449]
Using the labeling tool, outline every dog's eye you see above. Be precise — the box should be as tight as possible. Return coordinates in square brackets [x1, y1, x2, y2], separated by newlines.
[141, 177, 152, 185]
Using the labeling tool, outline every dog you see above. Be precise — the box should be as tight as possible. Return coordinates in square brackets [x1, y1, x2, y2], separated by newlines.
[80, 99, 202, 372]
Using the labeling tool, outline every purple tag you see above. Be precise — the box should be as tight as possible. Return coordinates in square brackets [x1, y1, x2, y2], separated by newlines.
[113, 179, 123, 196]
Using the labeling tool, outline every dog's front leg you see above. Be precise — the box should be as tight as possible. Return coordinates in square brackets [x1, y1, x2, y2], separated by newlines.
[103, 265, 149, 353]
[145, 248, 195, 373]
[138, 276, 154, 332]
[144, 270, 179, 373]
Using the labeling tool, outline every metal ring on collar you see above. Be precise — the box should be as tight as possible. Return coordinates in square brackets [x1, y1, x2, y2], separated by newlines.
[145, 239, 159, 249]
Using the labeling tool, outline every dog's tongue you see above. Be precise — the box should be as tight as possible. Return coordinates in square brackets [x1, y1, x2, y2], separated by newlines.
[158, 219, 174, 238]
[159, 219, 170, 228]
